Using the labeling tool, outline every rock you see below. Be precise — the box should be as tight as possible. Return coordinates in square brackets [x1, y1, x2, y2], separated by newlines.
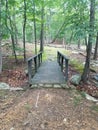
[25, 69, 28, 76]
[23, 121, 30, 126]
[53, 84, 62, 88]
[39, 84, 44, 87]
[30, 84, 38, 88]
[10, 87, 24, 91]
[70, 75, 81, 85]
[45, 84, 53, 88]
[85, 93, 98, 102]
[0, 82, 10, 90]
[10, 127, 15, 130]
[40, 123, 45, 129]
[61, 84, 69, 89]
[63, 118, 67, 124]
[94, 74, 98, 81]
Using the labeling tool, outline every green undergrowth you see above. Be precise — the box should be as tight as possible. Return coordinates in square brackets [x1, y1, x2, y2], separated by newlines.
[42, 51, 47, 61]
[91, 105, 98, 112]
[43, 46, 70, 61]
[70, 59, 84, 73]
[0, 90, 7, 98]
[73, 91, 85, 106]
[9, 55, 24, 59]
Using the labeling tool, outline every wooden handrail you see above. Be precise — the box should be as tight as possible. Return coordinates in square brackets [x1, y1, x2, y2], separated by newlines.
[57, 51, 69, 81]
[27, 52, 42, 84]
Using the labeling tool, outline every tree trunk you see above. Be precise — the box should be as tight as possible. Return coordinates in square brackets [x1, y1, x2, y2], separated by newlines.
[81, 0, 95, 82]
[0, 46, 2, 74]
[77, 39, 81, 49]
[5, 0, 17, 63]
[0, 0, 2, 74]
[40, 3, 44, 52]
[93, 32, 98, 60]
[51, 18, 67, 43]
[85, 36, 88, 48]
[23, 0, 26, 62]
[13, 7, 18, 45]
[33, 0, 37, 54]
[9, 17, 17, 62]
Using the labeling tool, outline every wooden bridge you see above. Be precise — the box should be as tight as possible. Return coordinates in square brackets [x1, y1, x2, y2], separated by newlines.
[27, 51, 69, 85]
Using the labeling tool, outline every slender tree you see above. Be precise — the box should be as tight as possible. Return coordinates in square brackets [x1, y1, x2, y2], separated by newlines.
[81, 0, 95, 82]
[33, 0, 37, 54]
[23, 0, 27, 61]
[93, 32, 98, 60]
[5, 0, 17, 62]
[0, 0, 2, 73]
[40, 1, 44, 52]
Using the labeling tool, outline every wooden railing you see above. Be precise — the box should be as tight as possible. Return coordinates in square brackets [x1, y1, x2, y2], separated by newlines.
[27, 52, 42, 84]
[57, 51, 69, 81]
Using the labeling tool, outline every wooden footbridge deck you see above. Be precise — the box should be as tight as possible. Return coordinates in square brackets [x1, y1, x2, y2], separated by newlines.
[27, 51, 69, 84]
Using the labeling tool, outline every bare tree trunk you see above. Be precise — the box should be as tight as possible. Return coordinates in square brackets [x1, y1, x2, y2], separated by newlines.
[5, 0, 17, 63]
[0, 0, 2, 73]
[23, 0, 26, 62]
[85, 36, 88, 48]
[77, 39, 81, 49]
[0, 32, 2, 74]
[9, 17, 18, 63]
[40, 2, 44, 52]
[0, 46, 2, 74]
[33, 0, 37, 54]
[93, 32, 98, 60]
[81, 0, 95, 82]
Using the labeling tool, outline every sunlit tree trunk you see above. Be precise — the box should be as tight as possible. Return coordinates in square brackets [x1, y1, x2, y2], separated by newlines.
[81, 0, 95, 82]
[93, 32, 98, 60]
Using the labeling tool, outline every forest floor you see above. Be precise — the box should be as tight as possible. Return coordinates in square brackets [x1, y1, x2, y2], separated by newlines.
[0, 42, 98, 130]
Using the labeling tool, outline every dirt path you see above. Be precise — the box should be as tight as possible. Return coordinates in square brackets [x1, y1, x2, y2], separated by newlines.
[0, 88, 98, 130]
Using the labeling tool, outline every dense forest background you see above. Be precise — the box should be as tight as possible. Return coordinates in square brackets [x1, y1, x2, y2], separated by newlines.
[0, 0, 98, 82]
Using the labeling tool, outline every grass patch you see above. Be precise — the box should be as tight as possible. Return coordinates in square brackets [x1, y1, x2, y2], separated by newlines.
[9, 55, 24, 59]
[73, 90, 85, 107]
[42, 51, 47, 61]
[70, 59, 84, 73]
[24, 103, 32, 111]
[91, 105, 98, 112]
[0, 90, 7, 98]
[73, 96, 82, 106]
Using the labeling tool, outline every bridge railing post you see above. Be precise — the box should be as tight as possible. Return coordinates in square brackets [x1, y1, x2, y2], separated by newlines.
[27, 52, 43, 84]
[65, 59, 69, 81]
[57, 51, 69, 81]
[28, 59, 33, 84]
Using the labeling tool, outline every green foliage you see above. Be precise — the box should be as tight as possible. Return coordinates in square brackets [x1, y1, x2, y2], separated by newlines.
[1, 0, 98, 55]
